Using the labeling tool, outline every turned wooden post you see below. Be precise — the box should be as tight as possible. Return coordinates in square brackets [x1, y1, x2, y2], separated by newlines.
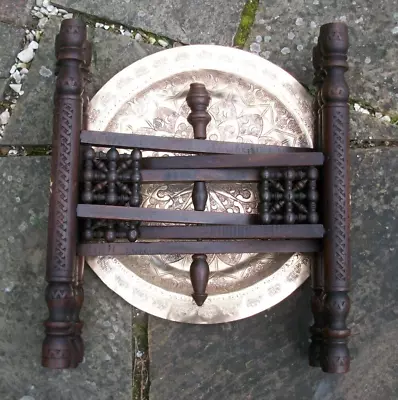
[308, 43, 326, 367]
[319, 22, 351, 373]
[71, 38, 92, 365]
[186, 83, 211, 306]
[42, 19, 86, 369]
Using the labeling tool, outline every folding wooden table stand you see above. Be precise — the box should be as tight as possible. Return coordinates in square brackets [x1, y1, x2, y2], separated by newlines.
[42, 19, 351, 374]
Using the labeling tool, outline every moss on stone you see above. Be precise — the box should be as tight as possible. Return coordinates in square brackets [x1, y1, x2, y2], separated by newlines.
[132, 314, 150, 400]
[233, 0, 259, 48]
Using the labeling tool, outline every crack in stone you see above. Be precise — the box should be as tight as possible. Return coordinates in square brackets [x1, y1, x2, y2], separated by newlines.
[62, 7, 184, 48]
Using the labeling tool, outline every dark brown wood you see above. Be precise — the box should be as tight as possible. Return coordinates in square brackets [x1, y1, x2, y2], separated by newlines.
[186, 83, 211, 139]
[78, 239, 321, 256]
[140, 168, 261, 182]
[257, 168, 319, 224]
[138, 224, 325, 240]
[80, 130, 316, 155]
[77, 204, 259, 225]
[319, 22, 351, 374]
[141, 152, 324, 170]
[72, 37, 92, 366]
[187, 83, 211, 305]
[43, 19, 86, 369]
[308, 43, 325, 368]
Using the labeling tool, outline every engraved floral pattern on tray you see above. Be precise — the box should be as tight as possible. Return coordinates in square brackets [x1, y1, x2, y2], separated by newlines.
[104, 69, 311, 294]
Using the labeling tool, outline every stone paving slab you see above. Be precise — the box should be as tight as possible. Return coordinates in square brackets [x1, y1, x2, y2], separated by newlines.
[53, 0, 246, 45]
[0, 22, 25, 79]
[2, 18, 396, 145]
[246, 0, 398, 113]
[0, 156, 132, 400]
[351, 112, 398, 141]
[2, 18, 161, 145]
[148, 147, 398, 400]
[0, 0, 34, 27]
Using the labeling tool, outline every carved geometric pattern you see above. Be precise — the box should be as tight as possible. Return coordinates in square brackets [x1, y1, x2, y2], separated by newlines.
[332, 111, 347, 282]
[81, 147, 142, 243]
[53, 101, 73, 270]
[258, 167, 319, 224]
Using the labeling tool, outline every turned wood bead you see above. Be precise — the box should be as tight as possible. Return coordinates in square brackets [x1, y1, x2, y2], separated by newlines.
[190, 254, 210, 306]
[127, 229, 138, 242]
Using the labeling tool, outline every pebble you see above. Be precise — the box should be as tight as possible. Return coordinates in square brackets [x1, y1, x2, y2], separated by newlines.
[104, 25, 110, 30]
[33, 6, 39, 11]
[392, 26, 398, 35]
[12, 70, 22, 84]
[295, 17, 304, 26]
[10, 84, 22, 94]
[158, 39, 169, 47]
[35, 0, 43, 6]
[42, 0, 50, 6]
[375, 112, 383, 119]
[20, 68, 29, 75]
[123, 31, 132, 36]
[0, 110, 10, 125]
[135, 33, 142, 41]
[39, 66, 52, 77]
[95, 22, 104, 28]
[28, 41, 39, 50]
[47, 5, 55, 12]
[281, 47, 291, 55]
[34, 11, 44, 18]
[148, 37, 156, 44]
[297, 44, 304, 51]
[287, 32, 295, 40]
[261, 50, 271, 59]
[38, 17, 48, 29]
[26, 32, 34, 42]
[255, 35, 262, 43]
[58, 9, 68, 14]
[63, 13, 73, 19]
[381, 115, 391, 123]
[10, 65, 17, 75]
[17, 48, 35, 63]
[263, 36, 271, 42]
[249, 42, 261, 53]
[40, 7, 49, 16]
[310, 21, 317, 28]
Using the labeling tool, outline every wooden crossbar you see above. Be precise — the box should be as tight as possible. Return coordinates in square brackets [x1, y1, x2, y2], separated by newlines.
[80, 130, 314, 155]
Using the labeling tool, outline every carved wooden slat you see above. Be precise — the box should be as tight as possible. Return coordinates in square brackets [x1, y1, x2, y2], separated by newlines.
[319, 22, 351, 374]
[77, 204, 259, 225]
[141, 152, 324, 170]
[43, 19, 86, 369]
[78, 239, 322, 257]
[138, 224, 325, 240]
[81, 130, 315, 154]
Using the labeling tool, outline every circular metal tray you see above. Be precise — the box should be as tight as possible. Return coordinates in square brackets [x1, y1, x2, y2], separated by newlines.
[87, 45, 314, 324]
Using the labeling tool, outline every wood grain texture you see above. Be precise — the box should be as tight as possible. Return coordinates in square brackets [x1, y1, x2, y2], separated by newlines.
[319, 22, 351, 374]
[81, 130, 315, 154]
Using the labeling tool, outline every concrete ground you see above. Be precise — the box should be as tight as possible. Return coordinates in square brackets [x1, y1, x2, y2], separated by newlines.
[0, 1, 397, 399]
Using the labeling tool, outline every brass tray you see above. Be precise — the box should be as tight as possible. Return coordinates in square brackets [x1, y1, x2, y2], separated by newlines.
[87, 45, 314, 324]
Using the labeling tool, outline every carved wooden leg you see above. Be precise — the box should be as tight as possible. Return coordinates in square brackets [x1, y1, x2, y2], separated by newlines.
[186, 83, 211, 306]
[42, 19, 86, 369]
[70, 38, 92, 366]
[309, 254, 325, 366]
[308, 43, 326, 368]
[319, 22, 351, 374]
